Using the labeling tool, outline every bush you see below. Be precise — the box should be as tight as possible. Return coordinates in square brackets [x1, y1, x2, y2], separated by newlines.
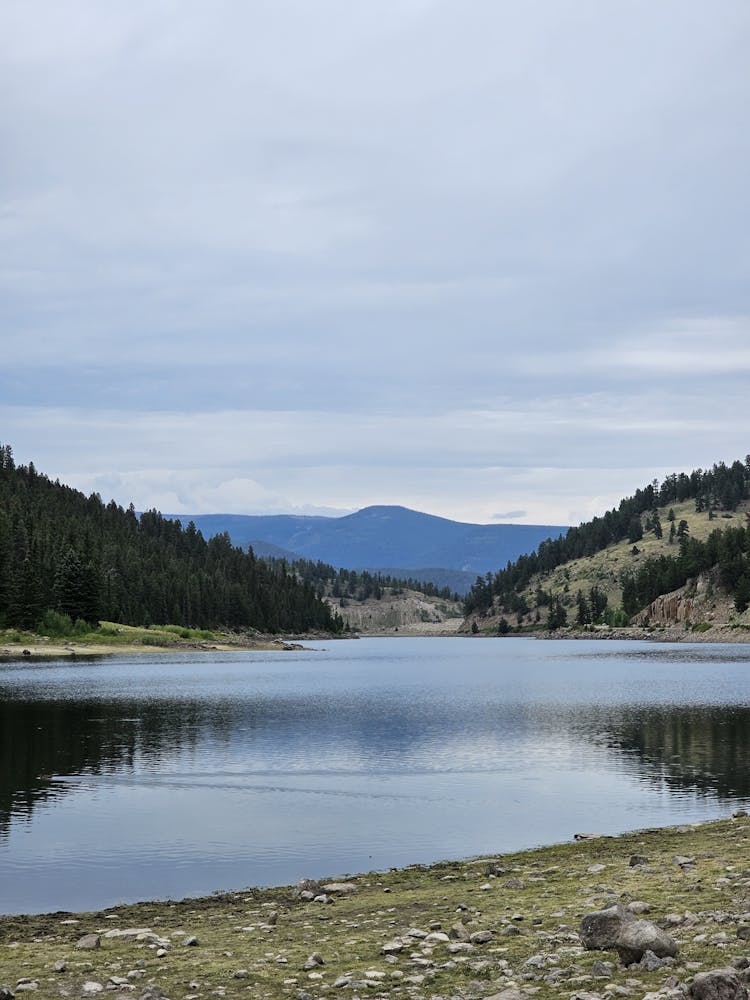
[37, 610, 74, 638]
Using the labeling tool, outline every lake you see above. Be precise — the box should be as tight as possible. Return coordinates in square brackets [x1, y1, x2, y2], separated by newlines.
[1, 636, 750, 915]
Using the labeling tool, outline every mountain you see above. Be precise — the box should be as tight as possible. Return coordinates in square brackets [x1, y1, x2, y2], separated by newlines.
[464, 457, 750, 632]
[165, 506, 568, 583]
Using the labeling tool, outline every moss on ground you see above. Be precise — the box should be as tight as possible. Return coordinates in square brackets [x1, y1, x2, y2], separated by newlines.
[2, 816, 750, 998]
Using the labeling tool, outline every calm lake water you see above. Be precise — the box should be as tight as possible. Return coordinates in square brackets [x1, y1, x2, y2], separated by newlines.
[2, 636, 750, 914]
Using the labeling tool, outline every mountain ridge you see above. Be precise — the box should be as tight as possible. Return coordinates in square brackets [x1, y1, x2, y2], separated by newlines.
[164, 505, 569, 585]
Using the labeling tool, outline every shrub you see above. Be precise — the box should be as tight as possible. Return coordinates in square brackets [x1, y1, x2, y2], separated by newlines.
[37, 610, 75, 638]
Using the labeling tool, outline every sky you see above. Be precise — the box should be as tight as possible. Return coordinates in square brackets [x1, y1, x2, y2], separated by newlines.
[2, 1, 749, 527]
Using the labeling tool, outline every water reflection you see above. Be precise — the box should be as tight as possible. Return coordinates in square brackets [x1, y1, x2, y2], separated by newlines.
[1, 638, 749, 912]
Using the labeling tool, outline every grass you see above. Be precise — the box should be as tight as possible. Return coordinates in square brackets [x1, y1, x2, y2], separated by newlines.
[1, 816, 749, 999]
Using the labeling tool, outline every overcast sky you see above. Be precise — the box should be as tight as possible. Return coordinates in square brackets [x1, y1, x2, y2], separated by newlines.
[2, 1, 748, 525]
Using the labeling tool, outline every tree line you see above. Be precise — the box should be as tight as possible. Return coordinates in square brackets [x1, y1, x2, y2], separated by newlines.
[271, 557, 461, 604]
[0, 445, 343, 634]
[465, 457, 750, 618]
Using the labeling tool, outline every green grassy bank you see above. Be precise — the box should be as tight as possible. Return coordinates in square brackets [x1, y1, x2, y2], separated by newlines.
[1, 816, 749, 999]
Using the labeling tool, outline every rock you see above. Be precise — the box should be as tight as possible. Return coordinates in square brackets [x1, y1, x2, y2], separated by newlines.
[504, 877, 524, 889]
[587, 864, 606, 874]
[738, 926, 750, 941]
[313, 894, 333, 904]
[470, 930, 493, 944]
[450, 922, 471, 941]
[0, 989, 15, 1000]
[630, 855, 650, 866]
[483, 989, 531, 999]
[332, 976, 351, 988]
[183, 936, 200, 947]
[690, 967, 749, 999]
[406, 928, 427, 939]
[639, 949, 669, 971]
[580, 905, 633, 951]
[501, 924, 521, 936]
[615, 920, 678, 965]
[733, 810, 748, 819]
[591, 960, 613, 978]
[140, 987, 166, 1000]
[52, 961, 66, 973]
[294, 878, 322, 898]
[448, 942, 475, 953]
[322, 882, 357, 895]
[425, 931, 450, 943]
[627, 901, 652, 914]
[299, 890, 315, 901]
[81, 983, 103, 995]
[303, 953, 324, 970]
[76, 934, 101, 950]
[267, 911, 279, 925]
[674, 855, 696, 868]
[232, 970, 249, 980]
[156, 948, 167, 958]
[575, 833, 607, 841]
[103, 928, 153, 940]
[381, 939, 403, 954]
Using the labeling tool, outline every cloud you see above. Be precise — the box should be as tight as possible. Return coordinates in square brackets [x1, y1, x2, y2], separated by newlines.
[1, 1, 748, 523]
[492, 511, 527, 521]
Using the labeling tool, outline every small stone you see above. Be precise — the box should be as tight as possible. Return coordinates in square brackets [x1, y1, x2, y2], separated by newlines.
[267, 911, 279, 926]
[76, 934, 101, 951]
[381, 939, 403, 954]
[156, 948, 167, 958]
[587, 864, 606, 874]
[332, 976, 351, 988]
[470, 930, 493, 944]
[81, 983, 103, 995]
[629, 855, 649, 866]
[232, 970, 249, 980]
[53, 961, 66, 973]
[738, 925, 750, 940]
[504, 878, 524, 889]
[627, 901, 651, 914]
[638, 949, 667, 971]
[449, 922, 470, 941]
[0, 988, 13, 1000]
[733, 809, 748, 818]
[183, 936, 200, 947]
[303, 953, 324, 971]
[322, 882, 357, 895]
[591, 960, 613, 979]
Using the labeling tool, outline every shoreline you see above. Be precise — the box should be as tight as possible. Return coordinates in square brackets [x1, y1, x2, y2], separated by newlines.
[2, 814, 749, 998]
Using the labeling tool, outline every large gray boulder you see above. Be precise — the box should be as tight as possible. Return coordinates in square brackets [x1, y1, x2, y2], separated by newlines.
[690, 968, 749, 999]
[615, 919, 678, 965]
[580, 904, 632, 950]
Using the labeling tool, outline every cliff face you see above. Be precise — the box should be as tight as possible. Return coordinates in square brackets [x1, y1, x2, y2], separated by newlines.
[324, 590, 463, 634]
[634, 573, 732, 626]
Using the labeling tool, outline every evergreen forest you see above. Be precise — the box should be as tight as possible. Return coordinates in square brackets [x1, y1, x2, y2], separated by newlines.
[0, 445, 343, 634]
[465, 458, 750, 620]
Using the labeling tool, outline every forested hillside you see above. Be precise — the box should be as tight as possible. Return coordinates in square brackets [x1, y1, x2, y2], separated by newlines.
[0, 445, 342, 634]
[465, 458, 750, 626]
[278, 557, 461, 604]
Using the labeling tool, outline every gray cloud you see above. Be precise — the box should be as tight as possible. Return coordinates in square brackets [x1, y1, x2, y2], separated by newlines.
[1, 1, 748, 522]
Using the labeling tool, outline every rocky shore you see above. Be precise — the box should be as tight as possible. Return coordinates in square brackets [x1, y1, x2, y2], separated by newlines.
[2, 816, 750, 1000]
